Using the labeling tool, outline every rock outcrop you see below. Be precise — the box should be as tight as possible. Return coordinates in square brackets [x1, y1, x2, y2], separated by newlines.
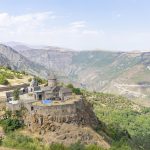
[22, 98, 110, 148]
[24, 99, 99, 130]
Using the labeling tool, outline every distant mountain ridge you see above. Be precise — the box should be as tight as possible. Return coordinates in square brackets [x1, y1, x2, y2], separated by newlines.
[1, 43, 150, 102]
[0, 44, 48, 77]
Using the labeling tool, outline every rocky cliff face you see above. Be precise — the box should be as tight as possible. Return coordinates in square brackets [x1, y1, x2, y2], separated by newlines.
[18, 48, 76, 77]
[22, 99, 110, 147]
[0, 44, 48, 77]
[24, 99, 99, 130]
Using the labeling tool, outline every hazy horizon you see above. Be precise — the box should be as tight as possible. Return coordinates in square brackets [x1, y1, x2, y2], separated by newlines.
[0, 0, 150, 51]
[1, 41, 150, 52]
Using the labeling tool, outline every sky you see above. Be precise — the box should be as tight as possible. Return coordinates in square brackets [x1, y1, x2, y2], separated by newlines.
[0, 0, 150, 51]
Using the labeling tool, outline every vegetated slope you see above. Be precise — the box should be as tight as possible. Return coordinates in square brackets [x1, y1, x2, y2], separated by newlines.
[84, 91, 150, 150]
[14, 46, 150, 101]
[0, 66, 32, 100]
[0, 44, 48, 77]
[0, 66, 31, 86]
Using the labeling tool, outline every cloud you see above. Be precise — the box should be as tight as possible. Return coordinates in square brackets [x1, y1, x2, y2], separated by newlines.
[70, 21, 86, 29]
[69, 21, 100, 36]
[0, 12, 102, 49]
[0, 11, 149, 51]
[0, 11, 55, 32]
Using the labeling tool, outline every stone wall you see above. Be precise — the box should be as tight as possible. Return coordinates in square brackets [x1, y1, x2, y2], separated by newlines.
[31, 100, 82, 116]
[6, 102, 22, 112]
[24, 98, 99, 132]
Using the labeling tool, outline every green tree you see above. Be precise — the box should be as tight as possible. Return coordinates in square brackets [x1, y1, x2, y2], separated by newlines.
[0, 118, 23, 133]
[13, 89, 20, 100]
[72, 88, 82, 95]
[0, 75, 9, 85]
[67, 83, 74, 89]
[67, 83, 82, 95]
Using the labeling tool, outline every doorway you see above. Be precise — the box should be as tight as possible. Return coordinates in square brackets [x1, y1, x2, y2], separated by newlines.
[39, 94, 42, 100]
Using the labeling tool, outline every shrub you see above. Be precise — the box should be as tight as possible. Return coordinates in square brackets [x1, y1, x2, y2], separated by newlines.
[28, 78, 32, 82]
[69, 142, 85, 150]
[86, 145, 105, 150]
[0, 118, 23, 133]
[49, 143, 67, 150]
[2, 133, 38, 150]
[15, 74, 23, 79]
[13, 89, 20, 100]
[72, 88, 82, 95]
[66, 83, 82, 95]
[34, 76, 47, 85]
[5, 66, 12, 70]
[110, 139, 132, 150]
[21, 71, 26, 75]
[5, 110, 12, 118]
[0, 75, 9, 85]
[4, 72, 14, 79]
[67, 83, 74, 89]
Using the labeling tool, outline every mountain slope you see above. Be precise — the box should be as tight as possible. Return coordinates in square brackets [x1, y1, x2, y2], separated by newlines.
[7, 44, 150, 101]
[85, 91, 150, 150]
[0, 44, 48, 77]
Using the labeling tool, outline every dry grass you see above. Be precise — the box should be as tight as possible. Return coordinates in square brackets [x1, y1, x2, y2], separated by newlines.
[8, 75, 32, 86]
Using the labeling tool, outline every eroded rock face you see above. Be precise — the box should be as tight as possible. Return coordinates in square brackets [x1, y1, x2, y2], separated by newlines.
[22, 99, 110, 148]
[24, 99, 99, 131]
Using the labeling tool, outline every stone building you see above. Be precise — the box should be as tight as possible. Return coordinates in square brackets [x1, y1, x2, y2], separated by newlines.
[6, 91, 13, 101]
[28, 78, 39, 92]
[31, 74, 72, 101]
[6, 88, 27, 102]
[6, 73, 73, 112]
[6, 101, 21, 112]
[48, 74, 57, 87]
[59, 87, 72, 100]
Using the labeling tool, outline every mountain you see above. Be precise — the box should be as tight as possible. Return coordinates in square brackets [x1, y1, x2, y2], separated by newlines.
[4, 43, 150, 103]
[5, 41, 47, 52]
[0, 44, 48, 77]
